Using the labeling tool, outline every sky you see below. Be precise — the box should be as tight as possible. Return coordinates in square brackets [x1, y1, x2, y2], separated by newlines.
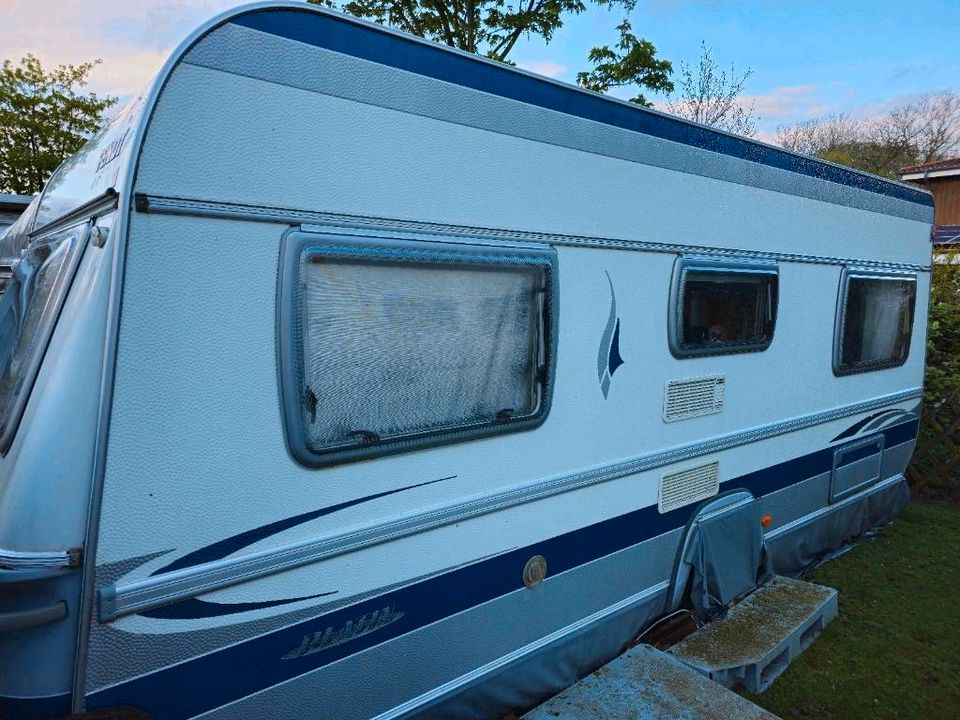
[3, 0, 959, 142]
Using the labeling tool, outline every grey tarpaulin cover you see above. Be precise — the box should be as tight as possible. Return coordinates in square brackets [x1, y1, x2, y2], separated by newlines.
[670, 491, 771, 619]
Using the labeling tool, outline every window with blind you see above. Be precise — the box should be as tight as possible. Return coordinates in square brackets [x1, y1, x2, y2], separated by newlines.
[670, 257, 779, 358]
[834, 270, 916, 375]
[278, 232, 556, 466]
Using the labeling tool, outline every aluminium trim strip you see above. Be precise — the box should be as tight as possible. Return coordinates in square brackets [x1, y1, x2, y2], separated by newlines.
[135, 194, 932, 272]
[99, 388, 921, 621]
[374, 580, 670, 720]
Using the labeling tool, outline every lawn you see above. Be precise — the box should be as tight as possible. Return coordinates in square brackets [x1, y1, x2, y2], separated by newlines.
[742, 501, 960, 719]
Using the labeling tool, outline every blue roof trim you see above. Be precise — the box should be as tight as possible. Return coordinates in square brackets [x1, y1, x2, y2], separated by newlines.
[234, 9, 932, 210]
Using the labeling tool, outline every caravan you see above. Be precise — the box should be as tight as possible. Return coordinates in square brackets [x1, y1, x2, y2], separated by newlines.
[0, 4, 932, 719]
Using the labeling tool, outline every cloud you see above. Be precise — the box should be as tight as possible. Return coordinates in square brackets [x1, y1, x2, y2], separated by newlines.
[1, 0, 240, 96]
[654, 85, 825, 122]
[650, 84, 830, 138]
[516, 60, 568, 79]
[739, 85, 823, 121]
[751, 129, 778, 145]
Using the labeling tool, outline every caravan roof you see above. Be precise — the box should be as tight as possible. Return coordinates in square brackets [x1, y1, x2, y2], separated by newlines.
[1, 1, 932, 264]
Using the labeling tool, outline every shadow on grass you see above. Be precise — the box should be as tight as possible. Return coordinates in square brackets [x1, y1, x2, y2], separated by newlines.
[742, 501, 960, 719]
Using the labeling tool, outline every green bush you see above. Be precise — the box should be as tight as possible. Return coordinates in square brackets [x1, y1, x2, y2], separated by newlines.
[909, 260, 960, 500]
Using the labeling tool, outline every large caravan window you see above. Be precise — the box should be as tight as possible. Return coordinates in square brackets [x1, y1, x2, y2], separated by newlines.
[0, 223, 87, 451]
[834, 270, 916, 375]
[278, 232, 556, 467]
[670, 258, 778, 358]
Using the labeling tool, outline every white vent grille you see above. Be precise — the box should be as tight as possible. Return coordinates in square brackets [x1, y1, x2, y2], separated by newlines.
[658, 461, 720, 513]
[663, 375, 725, 422]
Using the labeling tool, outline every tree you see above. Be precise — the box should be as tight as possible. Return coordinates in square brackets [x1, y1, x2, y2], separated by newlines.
[0, 55, 116, 195]
[664, 42, 758, 137]
[776, 114, 916, 177]
[309, 0, 673, 105]
[880, 92, 960, 166]
[319, 0, 631, 61]
[775, 113, 860, 157]
[776, 93, 960, 179]
[576, 20, 672, 106]
[909, 261, 960, 499]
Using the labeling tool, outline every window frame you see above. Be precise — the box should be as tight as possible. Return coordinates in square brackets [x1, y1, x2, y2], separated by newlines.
[0, 220, 90, 453]
[277, 229, 558, 468]
[668, 256, 779, 359]
[832, 267, 917, 377]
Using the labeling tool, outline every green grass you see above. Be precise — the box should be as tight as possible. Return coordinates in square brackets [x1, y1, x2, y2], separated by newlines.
[742, 501, 960, 719]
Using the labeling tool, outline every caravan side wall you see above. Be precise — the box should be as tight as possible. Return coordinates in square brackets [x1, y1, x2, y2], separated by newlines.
[2, 8, 933, 720]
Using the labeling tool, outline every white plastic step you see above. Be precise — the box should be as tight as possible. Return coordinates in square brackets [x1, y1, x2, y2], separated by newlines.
[668, 575, 838, 693]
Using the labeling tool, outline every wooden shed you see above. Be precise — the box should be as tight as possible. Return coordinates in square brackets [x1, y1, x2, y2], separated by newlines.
[901, 158, 960, 250]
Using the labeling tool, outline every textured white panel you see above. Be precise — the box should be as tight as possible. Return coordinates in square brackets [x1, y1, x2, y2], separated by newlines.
[658, 462, 720, 513]
[663, 376, 725, 422]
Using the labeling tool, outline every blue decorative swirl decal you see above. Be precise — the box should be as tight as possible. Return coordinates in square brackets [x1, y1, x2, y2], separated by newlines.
[139, 475, 454, 619]
[831, 409, 917, 442]
[140, 592, 339, 620]
[153, 476, 454, 575]
[597, 271, 624, 399]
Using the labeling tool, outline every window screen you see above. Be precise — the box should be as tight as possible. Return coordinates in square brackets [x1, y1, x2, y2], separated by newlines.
[835, 272, 916, 375]
[671, 259, 778, 357]
[279, 234, 555, 466]
[0, 223, 86, 451]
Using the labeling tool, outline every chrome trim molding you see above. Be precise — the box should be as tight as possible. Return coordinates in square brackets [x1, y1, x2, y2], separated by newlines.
[0, 548, 80, 570]
[135, 194, 932, 272]
[374, 580, 670, 720]
[99, 388, 921, 621]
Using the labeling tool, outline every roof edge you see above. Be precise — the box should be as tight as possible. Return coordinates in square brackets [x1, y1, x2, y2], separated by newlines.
[31, 1, 936, 237]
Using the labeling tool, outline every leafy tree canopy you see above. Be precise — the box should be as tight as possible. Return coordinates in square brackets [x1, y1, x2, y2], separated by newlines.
[0, 54, 116, 195]
[317, 0, 629, 61]
[576, 20, 672, 106]
[309, 0, 673, 105]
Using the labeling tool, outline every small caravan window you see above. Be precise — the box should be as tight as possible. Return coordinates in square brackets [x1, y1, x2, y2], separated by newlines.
[834, 270, 916, 375]
[670, 258, 778, 358]
[278, 232, 556, 466]
[0, 223, 87, 451]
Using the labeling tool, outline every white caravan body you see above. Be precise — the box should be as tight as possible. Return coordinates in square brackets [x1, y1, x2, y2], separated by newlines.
[0, 4, 933, 719]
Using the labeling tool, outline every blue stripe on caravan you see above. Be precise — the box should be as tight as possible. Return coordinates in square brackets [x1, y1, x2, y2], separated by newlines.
[87, 419, 918, 719]
[231, 9, 931, 209]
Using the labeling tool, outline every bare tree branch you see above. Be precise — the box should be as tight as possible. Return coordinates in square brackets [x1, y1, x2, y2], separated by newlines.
[776, 93, 960, 178]
[663, 42, 758, 137]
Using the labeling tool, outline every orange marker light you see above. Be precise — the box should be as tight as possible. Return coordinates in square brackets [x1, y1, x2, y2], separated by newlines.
[760, 514, 774, 528]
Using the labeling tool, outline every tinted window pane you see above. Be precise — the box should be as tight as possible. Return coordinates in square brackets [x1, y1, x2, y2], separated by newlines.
[839, 277, 915, 372]
[0, 227, 81, 447]
[297, 254, 547, 455]
[679, 269, 778, 354]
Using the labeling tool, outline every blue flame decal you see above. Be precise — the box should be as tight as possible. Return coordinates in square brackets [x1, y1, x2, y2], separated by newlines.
[597, 271, 624, 399]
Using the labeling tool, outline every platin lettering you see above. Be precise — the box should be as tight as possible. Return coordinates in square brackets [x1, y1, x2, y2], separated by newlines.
[283, 606, 404, 660]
